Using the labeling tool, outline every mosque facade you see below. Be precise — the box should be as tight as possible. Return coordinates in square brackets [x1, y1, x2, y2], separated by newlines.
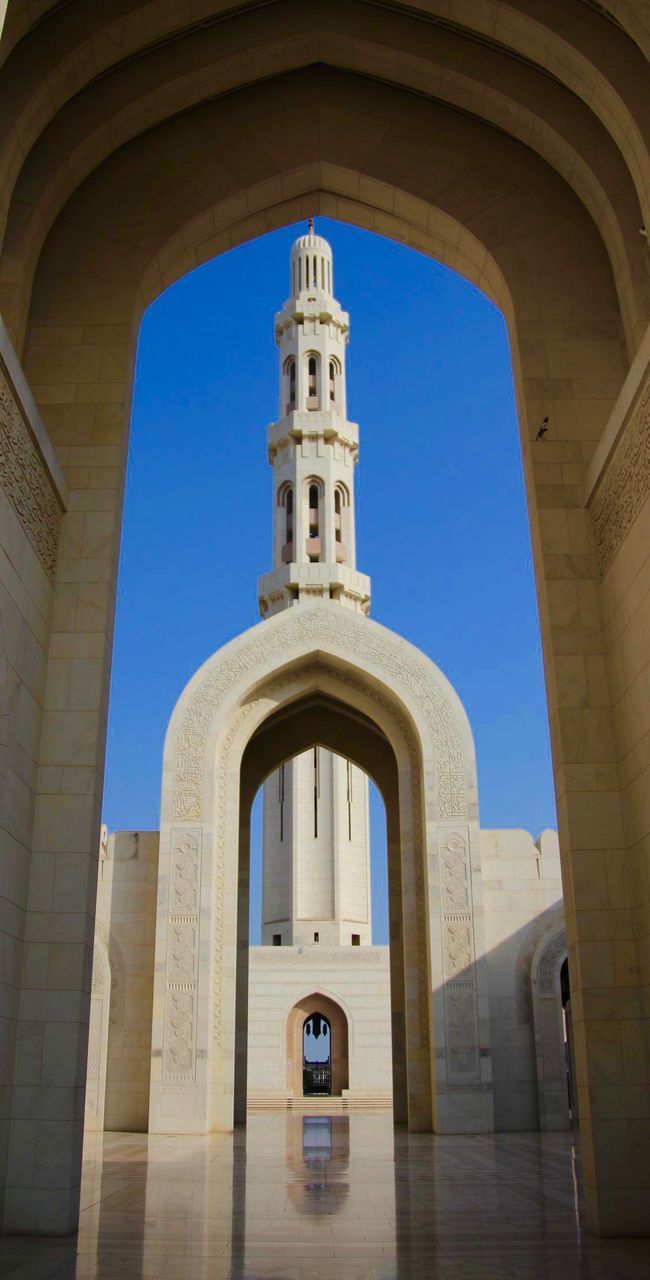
[91, 227, 568, 1134]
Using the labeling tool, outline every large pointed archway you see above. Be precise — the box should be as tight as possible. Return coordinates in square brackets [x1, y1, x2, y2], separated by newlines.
[149, 601, 491, 1137]
[0, 1, 648, 1238]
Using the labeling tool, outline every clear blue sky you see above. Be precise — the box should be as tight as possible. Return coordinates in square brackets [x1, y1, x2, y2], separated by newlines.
[103, 218, 556, 944]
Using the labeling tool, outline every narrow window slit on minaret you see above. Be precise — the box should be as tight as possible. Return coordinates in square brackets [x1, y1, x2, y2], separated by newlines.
[313, 747, 319, 838]
[279, 763, 285, 842]
[286, 487, 293, 548]
[307, 356, 318, 408]
[347, 760, 353, 841]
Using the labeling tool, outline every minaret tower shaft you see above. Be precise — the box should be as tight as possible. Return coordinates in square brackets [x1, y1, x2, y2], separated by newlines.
[259, 223, 372, 948]
[258, 221, 371, 617]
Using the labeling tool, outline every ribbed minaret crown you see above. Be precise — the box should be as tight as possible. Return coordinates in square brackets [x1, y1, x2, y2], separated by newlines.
[258, 222, 371, 617]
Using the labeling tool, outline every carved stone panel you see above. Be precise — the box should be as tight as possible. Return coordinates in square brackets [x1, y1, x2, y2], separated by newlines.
[0, 366, 62, 583]
[170, 832, 200, 912]
[591, 373, 650, 575]
[164, 989, 195, 1079]
[439, 828, 480, 1084]
[162, 828, 202, 1087]
[538, 930, 566, 994]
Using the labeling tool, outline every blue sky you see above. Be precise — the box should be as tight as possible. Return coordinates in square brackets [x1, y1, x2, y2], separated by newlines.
[103, 218, 556, 944]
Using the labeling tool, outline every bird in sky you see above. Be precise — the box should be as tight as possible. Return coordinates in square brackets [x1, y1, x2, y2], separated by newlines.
[535, 416, 549, 440]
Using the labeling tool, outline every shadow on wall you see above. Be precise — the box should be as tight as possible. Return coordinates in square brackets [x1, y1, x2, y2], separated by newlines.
[86, 886, 570, 1136]
[87, 831, 159, 1134]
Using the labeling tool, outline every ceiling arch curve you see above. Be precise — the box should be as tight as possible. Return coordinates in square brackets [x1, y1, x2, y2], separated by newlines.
[0, 1, 648, 359]
[1, 0, 647, 212]
[2, 17, 647, 354]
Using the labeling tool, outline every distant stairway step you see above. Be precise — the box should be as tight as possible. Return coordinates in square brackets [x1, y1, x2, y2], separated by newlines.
[247, 1092, 392, 1112]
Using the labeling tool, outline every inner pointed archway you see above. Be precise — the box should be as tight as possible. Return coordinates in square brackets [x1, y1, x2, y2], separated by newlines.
[236, 690, 413, 1129]
[287, 996, 350, 1099]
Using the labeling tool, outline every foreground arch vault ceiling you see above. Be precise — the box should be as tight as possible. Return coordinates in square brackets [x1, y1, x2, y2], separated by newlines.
[0, 0, 649, 1245]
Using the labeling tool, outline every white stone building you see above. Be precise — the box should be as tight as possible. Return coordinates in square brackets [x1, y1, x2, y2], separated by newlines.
[90, 226, 570, 1134]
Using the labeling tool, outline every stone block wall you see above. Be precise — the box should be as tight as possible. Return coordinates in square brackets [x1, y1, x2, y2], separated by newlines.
[247, 944, 393, 1099]
[92, 830, 159, 1131]
[0, 326, 66, 1219]
[481, 828, 564, 1130]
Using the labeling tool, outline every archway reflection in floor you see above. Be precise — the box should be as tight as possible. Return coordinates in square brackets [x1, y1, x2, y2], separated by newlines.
[3, 1112, 650, 1278]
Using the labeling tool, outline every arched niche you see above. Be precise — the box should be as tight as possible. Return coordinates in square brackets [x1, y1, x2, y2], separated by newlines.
[531, 926, 570, 1132]
[149, 601, 492, 1138]
[286, 993, 349, 1099]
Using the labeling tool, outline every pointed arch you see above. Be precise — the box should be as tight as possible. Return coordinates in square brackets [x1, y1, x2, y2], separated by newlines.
[531, 926, 570, 1132]
[286, 991, 350, 1098]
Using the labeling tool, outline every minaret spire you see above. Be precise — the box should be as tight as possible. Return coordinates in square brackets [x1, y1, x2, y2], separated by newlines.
[258, 225, 371, 616]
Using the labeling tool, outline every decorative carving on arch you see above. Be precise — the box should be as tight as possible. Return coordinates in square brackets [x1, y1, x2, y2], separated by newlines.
[591, 373, 650, 575]
[537, 928, 567, 995]
[172, 605, 467, 824]
[531, 925, 569, 1132]
[0, 365, 61, 584]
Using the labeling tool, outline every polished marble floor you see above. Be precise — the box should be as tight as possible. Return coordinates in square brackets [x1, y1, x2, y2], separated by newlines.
[1, 1111, 649, 1279]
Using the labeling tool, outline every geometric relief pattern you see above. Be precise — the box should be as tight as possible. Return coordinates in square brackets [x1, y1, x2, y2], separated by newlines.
[591, 373, 650, 576]
[538, 929, 566, 995]
[163, 828, 202, 1085]
[172, 605, 467, 824]
[440, 828, 480, 1083]
[0, 365, 62, 584]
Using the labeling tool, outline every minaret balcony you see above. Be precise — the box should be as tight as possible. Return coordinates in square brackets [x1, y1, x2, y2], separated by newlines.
[267, 411, 359, 457]
[305, 537, 321, 558]
[258, 563, 371, 617]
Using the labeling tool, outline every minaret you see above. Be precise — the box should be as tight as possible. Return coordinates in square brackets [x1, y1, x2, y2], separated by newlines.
[258, 223, 372, 947]
[258, 220, 371, 617]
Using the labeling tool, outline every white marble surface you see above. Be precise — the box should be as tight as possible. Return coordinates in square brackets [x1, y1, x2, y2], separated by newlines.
[1, 1112, 649, 1277]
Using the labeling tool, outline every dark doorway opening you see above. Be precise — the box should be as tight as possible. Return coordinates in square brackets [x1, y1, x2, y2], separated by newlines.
[303, 1012, 331, 1096]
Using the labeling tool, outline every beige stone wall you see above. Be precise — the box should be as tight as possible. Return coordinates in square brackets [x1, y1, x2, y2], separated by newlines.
[93, 831, 159, 1132]
[0, 323, 65, 1214]
[481, 829, 564, 1130]
[247, 945, 393, 1099]
[586, 358, 650, 1179]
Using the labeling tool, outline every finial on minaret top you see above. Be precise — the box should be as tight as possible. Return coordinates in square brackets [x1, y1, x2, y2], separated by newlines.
[308, 216, 314, 234]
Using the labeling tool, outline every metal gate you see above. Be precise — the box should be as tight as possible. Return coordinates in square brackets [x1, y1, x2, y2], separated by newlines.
[303, 1011, 332, 1095]
[303, 1061, 331, 1096]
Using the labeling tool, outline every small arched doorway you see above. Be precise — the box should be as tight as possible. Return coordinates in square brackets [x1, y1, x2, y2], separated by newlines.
[531, 926, 570, 1131]
[303, 1012, 331, 1096]
[286, 993, 349, 1099]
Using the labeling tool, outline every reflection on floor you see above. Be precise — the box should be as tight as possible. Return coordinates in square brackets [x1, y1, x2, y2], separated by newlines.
[1, 1111, 649, 1278]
